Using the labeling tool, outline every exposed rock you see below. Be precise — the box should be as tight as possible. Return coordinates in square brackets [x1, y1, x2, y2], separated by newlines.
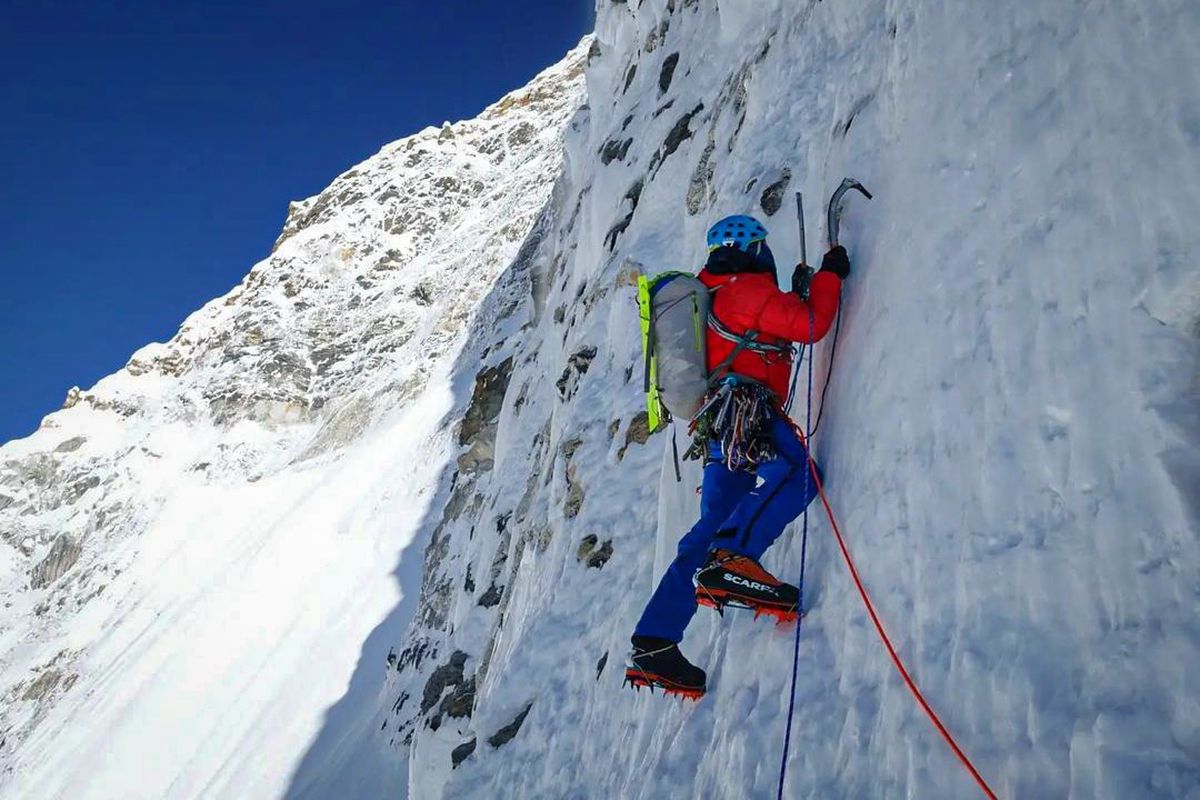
[410, 283, 433, 305]
[65, 475, 101, 504]
[507, 121, 537, 147]
[561, 436, 584, 460]
[460, 358, 515, 447]
[625, 178, 645, 212]
[451, 738, 477, 768]
[555, 347, 598, 400]
[578, 532, 619, 568]
[530, 525, 553, 553]
[440, 677, 475, 719]
[596, 652, 608, 680]
[600, 137, 634, 165]
[652, 98, 676, 119]
[487, 702, 533, 748]
[30, 535, 82, 589]
[659, 52, 680, 94]
[625, 411, 652, 445]
[586, 540, 613, 569]
[431, 676, 476, 730]
[564, 463, 585, 519]
[603, 181, 644, 251]
[655, 103, 704, 172]
[20, 668, 76, 702]
[576, 534, 599, 562]
[53, 437, 86, 454]
[421, 650, 470, 716]
[644, 17, 669, 53]
[457, 445, 495, 477]
[458, 357, 515, 474]
[618, 411, 653, 460]
[759, 168, 792, 216]
[686, 136, 716, 215]
[478, 584, 503, 608]
[61, 386, 83, 410]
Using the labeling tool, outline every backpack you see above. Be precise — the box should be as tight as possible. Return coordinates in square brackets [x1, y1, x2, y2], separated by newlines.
[637, 271, 712, 433]
[639, 269, 795, 434]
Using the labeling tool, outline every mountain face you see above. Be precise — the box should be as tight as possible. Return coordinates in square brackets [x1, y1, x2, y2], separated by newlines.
[382, 2, 1200, 798]
[0, 42, 587, 800]
[5, 2, 1200, 799]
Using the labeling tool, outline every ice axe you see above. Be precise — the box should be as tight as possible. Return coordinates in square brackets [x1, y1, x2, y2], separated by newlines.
[826, 178, 872, 248]
[793, 177, 872, 298]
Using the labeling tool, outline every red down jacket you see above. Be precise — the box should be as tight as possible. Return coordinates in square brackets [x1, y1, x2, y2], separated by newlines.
[698, 268, 842, 403]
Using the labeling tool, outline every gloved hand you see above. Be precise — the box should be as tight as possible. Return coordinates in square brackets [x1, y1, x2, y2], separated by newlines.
[790, 262, 814, 297]
[819, 245, 850, 279]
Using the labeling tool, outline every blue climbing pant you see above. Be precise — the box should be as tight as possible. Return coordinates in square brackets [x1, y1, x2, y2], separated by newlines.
[633, 413, 819, 642]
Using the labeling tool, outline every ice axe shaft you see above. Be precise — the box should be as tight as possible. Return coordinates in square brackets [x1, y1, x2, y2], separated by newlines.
[795, 191, 807, 267]
[794, 192, 813, 299]
[826, 178, 872, 248]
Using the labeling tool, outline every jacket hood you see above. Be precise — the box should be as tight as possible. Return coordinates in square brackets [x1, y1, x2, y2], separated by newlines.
[704, 242, 777, 279]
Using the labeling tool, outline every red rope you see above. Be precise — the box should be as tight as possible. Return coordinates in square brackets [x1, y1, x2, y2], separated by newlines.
[790, 421, 999, 800]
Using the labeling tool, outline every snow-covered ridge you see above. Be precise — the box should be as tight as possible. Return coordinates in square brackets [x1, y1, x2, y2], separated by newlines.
[0, 39, 587, 799]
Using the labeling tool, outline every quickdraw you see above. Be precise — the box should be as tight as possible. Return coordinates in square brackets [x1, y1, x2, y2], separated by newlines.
[685, 377, 778, 471]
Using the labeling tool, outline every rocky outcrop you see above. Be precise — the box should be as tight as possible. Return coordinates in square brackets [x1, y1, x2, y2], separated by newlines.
[458, 358, 515, 475]
[29, 536, 82, 589]
[554, 347, 597, 400]
[451, 738, 477, 768]
[487, 702, 533, 749]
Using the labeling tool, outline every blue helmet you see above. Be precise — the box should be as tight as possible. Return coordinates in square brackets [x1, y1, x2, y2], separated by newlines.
[706, 215, 768, 252]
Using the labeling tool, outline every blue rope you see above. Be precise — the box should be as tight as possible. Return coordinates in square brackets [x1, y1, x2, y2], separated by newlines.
[777, 309, 815, 800]
[782, 344, 804, 416]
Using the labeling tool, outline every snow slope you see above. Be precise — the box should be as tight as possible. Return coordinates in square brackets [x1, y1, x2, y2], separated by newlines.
[380, 1, 1200, 799]
[0, 42, 587, 800]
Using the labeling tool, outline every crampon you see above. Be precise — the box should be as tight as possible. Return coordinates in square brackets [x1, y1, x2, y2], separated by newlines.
[695, 585, 801, 624]
[623, 668, 706, 701]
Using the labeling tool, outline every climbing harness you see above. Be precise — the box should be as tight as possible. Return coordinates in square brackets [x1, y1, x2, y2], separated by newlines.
[692, 307, 794, 471]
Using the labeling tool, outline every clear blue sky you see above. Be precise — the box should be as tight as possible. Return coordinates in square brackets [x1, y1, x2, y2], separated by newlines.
[0, 0, 593, 444]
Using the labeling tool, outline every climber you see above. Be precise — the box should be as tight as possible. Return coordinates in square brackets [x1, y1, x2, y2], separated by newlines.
[625, 214, 849, 699]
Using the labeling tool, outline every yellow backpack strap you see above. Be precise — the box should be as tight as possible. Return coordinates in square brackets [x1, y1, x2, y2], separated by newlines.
[637, 274, 664, 432]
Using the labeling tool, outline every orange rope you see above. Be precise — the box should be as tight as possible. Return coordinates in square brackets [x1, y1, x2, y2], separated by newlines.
[790, 420, 1000, 800]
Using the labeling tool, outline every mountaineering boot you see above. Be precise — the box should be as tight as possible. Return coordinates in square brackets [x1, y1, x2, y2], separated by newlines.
[624, 636, 706, 700]
[694, 548, 800, 622]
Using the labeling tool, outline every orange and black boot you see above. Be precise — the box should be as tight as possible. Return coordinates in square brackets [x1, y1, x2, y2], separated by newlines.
[693, 548, 800, 623]
[624, 636, 706, 700]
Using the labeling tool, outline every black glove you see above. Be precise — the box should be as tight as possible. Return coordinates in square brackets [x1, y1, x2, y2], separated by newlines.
[819, 245, 850, 279]
[790, 263, 814, 297]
